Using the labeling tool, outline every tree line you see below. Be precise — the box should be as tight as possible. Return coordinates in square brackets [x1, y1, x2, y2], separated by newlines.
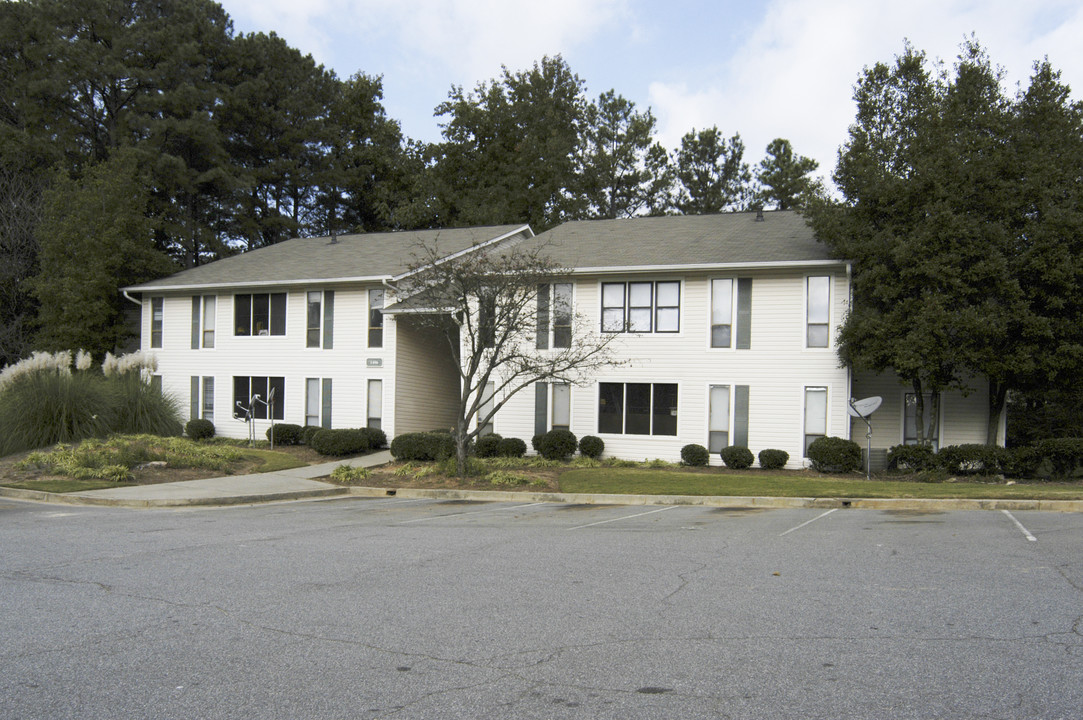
[0, 0, 818, 365]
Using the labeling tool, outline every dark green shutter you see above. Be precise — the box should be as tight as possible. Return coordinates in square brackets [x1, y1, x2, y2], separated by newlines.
[734, 385, 749, 447]
[191, 297, 200, 349]
[321, 379, 333, 428]
[190, 376, 199, 420]
[323, 291, 334, 349]
[736, 279, 752, 349]
[536, 284, 550, 349]
[535, 382, 548, 436]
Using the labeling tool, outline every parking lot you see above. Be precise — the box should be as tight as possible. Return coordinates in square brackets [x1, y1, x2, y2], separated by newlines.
[2, 496, 1081, 719]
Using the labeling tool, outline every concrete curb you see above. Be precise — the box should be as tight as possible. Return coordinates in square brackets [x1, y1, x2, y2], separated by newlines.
[0, 484, 348, 508]
[3, 483, 1082, 512]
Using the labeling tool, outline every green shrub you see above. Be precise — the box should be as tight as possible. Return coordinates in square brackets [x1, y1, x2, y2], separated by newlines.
[310, 429, 373, 456]
[532, 429, 578, 461]
[390, 432, 456, 462]
[331, 465, 370, 483]
[496, 437, 527, 458]
[485, 470, 528, 486]
[887, 443, 937, 472]
[937, 444, 1008, 475]
[1035, 438, 1083, 480]
[111, 374, 183, 437]
[578, 435, 604, 459]
[807, 436, 862, 473]
[719, 445, 754, 469]
[266, 423, 304, 446]
[185, 418, 215, 441]
[680, 443, 710, 466]
[1003, 445, 1042, 479]
[758, 448, 789, 470]
[474, 433, 504, 458]
[363, 427, 387, 449]
[0, 370, 114, 455]
[302, 425, 322, 445]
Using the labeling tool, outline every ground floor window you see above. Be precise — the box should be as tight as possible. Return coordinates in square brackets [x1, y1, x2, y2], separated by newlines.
[305, 378, 331, 428]
[804, 386, 827, 455]
[367, 379, 383, 430]
[904, 392, 940, 450]
[478, 382, 495, 435]
[598, 382, 677, 436]
[709, 385, 730, 453]
[191, 376, 214, 422]
[233, 376, 285, 420]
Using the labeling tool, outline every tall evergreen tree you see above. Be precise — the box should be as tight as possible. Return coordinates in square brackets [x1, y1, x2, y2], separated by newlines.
[672, 127, 751, 214]
[753, 138, 819, 211]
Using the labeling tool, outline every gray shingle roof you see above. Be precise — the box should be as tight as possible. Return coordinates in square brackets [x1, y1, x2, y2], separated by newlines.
[511, 210, 833, 270]
[126, 225, 531, 292]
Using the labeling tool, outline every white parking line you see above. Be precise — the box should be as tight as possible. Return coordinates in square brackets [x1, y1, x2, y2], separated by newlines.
[1002, 510, 1038, 542]
[567, 505, 678, 530]
[396, 502, 545, 524]
[780, 508, 837, 536]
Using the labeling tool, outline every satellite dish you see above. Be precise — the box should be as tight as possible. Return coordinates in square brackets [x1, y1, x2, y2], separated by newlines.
[847, 396, 882, 418]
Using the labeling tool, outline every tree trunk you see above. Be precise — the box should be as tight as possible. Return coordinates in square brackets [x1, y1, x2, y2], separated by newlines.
[987, 380, 1008, 446]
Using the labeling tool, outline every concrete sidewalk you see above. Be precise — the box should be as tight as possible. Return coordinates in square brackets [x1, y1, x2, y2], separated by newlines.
[0, 450, 394, 508]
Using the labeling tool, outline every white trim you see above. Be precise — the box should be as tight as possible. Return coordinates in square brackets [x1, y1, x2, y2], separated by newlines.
[571, 259, 846, 276]
[125, 275, 393, 293]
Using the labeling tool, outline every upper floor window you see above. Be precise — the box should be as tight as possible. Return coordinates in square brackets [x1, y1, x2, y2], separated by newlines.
[601, 281, 680, 333]
[368, 288, 384, 348]
[807, 276, 830, 348]
[307, 290, 334, 349]
[711, 279, 733, 348]
[150, 297, 163, 348]
[234, 293, 286, 336]
[191, 295, 215, 349]
[537, 283, 572, 349]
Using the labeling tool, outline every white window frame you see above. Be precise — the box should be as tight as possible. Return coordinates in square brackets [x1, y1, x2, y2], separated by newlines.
[597, 382, 679, 436]
[234, 293, 287, 337]
[367, 379, 383, 431]
[368, 288, 384, 348]
[150, 297, 163, 348]
[600, 280, 681, 334]
[710, 278, 734, 349]
[903, 392, 941, 450]
[551, 382, 571, 430]
[708, 384, 731, 453]
[804, 386, 828, 456]
[478, 382, 495, 436]
[201, 376, 214, 423]
[806, 275, 831, 349]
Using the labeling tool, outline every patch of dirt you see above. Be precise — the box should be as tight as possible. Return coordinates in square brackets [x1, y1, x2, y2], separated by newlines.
[332, 462, 561, 493]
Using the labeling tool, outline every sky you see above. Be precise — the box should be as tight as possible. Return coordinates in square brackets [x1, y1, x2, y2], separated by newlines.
[215, 0, 1083, 187]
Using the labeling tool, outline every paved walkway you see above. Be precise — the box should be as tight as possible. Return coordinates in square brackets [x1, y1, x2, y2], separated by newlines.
[0, 451, 394, 508]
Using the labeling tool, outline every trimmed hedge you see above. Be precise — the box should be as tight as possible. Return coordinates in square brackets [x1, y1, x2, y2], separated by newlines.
[266, 423, 304, 446]
[1035, 438, 1083, 480]
[185, 418, 215, 441]
[758, 448, 789, 470]
[496, 437, 527, 458]
[680, 443, 710, 466]
[310, 428, 384, 457]
[302, 425, 322, 446]
[532, 429, 578, 461]
[937, 443, 1009, 475]
[887, 443, 937, 472]
[807, 436, 862, 473]
[390, 432, 456, 462]
[578, 435, 605, 459]
[474, 433, 503, 458]
[719, 445, 754, 469]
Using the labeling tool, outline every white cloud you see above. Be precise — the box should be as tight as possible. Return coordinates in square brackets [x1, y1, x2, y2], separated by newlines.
[647, 0, 1083, 185]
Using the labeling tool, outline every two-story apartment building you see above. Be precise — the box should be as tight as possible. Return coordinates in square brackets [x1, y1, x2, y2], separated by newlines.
[125, 211, 997, 468]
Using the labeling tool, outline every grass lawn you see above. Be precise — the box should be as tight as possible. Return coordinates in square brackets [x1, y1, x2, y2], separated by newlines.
[557, 468, 1083, 500]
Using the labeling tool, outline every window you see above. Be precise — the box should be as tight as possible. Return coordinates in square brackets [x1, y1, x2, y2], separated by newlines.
[191, 296, 215, 349]
[202, 377, 214, 422]
[306, 290, 334, 349]
[601, 281, 680, 333]
[552, 383, 570, 430]
[598, 382, 678, 436]
[807, 276, 830, 348]
[368, 288, 384, 348]
[478, 382, 495, 435]
[804, 387, 827, 456]
[367, 379, 383, 430]
[191, 376, 215, 421]
[711, 279, 733, 348]
[151, 297, 163, 348]
[305, 378, 321, 427]
[234, 293, 286, 336]
[536, 382, 572, 434]
[233, 376, 285, 420]
[709, 385, 730, 453]
[904, 393, 940, 450]
[537, 283, 573, 349]
[478, 292, 496, 348]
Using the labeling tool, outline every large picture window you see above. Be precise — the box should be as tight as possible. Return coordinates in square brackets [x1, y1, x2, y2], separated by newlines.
[233, 376, 285, 420]
[601, 281, 680, 333]
[598, 382, 678, 436]
[234, 293, 286, 336]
